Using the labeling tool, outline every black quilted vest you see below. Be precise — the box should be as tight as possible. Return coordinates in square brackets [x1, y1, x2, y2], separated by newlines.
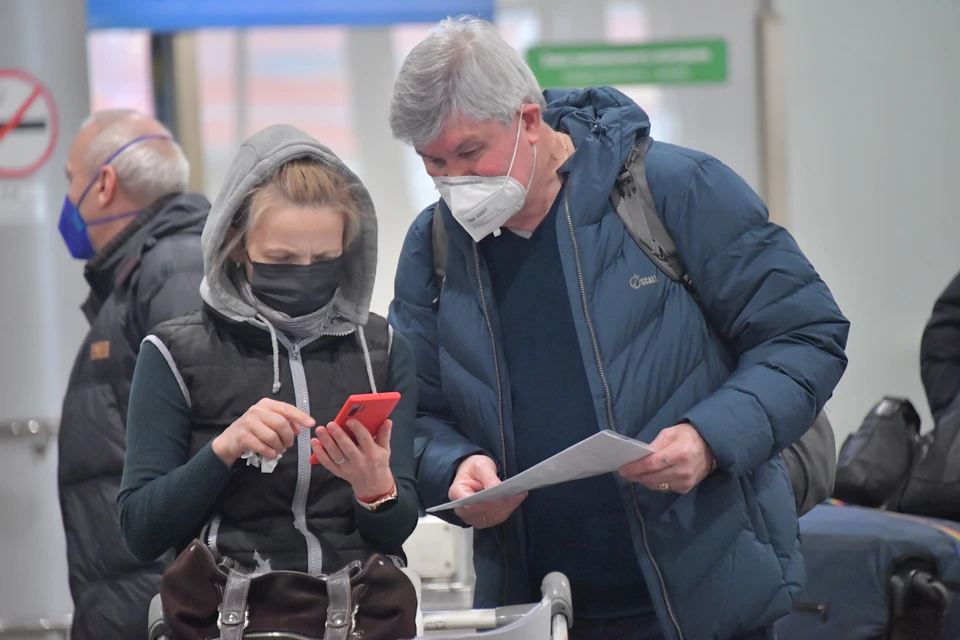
[151, 305, 391, 576]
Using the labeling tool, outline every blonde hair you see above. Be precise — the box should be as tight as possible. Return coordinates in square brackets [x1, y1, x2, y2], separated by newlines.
[216, 157, 365, 276]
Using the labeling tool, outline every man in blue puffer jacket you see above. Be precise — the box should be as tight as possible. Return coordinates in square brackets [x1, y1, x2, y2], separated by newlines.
[388, 17, 849, 640]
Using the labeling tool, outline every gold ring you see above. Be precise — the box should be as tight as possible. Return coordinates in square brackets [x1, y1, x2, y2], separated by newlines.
[659, 482, 670, 492]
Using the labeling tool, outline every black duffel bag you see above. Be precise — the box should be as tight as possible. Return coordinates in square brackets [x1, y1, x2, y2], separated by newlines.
[899, 392, 960, 521]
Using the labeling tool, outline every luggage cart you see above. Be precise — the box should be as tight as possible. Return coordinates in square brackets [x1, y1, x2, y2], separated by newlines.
[421, 572, 572, 639]
[148, 572, 572, 639]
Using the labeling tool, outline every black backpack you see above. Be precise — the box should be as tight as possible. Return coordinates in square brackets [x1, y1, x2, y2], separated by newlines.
[833, 397, 924, 508]
[430, 135, 836, 516]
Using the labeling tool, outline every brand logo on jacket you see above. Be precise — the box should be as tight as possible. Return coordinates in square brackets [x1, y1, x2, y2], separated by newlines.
[90, 340, 110, 360]
[630, 274, 658, 289]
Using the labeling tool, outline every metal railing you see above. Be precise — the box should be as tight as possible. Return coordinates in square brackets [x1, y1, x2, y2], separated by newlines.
[0, 418, 59, 454]
[0, 614, 71, 638]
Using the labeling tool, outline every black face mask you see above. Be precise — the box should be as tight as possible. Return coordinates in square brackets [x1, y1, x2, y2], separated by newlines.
[248, 256, 344, 317]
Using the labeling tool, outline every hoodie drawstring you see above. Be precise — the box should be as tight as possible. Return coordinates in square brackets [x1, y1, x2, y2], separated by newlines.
[356, 325, 378, 393]
[256, 313, 282, 394]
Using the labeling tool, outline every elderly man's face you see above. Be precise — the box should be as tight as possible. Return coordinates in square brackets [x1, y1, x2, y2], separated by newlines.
[415, 107, 541, 183]
[61, 123, 129, 252]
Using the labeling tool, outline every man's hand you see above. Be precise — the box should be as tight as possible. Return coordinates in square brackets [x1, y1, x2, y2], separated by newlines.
[618, 423, 717, 494]
[450, 455, 527, 529]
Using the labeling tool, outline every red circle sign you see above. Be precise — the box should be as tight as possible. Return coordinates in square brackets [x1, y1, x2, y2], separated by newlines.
[0, 69, 59, 179]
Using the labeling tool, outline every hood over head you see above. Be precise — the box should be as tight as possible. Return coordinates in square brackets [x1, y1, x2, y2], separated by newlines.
[199, 124, 378, 333]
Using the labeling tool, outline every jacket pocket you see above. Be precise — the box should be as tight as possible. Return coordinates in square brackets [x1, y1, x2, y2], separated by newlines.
[740, 473, 771, 545]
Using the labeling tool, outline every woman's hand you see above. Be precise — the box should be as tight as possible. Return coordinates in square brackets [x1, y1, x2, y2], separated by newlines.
[311, 419, 395, 500]
[213, 398, 316, 467]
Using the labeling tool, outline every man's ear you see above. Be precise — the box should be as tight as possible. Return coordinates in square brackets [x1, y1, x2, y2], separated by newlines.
[520, 104, 544, 145]
[226, 226, 245, 264]
[94, 165, 119, 208]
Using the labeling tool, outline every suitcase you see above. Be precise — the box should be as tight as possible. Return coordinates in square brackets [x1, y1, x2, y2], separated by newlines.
[776, 502, 960, 640]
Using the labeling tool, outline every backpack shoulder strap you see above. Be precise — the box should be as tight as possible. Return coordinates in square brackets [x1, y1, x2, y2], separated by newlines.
[611, 136, 691, 287]
[431, 201, 448, 287]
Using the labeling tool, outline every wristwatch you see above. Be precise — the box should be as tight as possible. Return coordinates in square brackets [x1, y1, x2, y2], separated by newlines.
[356, 484, 398, 512]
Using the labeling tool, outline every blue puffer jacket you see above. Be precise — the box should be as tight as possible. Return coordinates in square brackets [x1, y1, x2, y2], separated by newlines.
[389, 87, 849, 640]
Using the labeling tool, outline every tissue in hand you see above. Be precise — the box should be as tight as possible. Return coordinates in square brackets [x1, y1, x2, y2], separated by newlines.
[241, 450, 281, 474]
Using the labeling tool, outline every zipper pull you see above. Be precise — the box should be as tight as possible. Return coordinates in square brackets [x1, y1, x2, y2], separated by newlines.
[792, 602, 828, 622]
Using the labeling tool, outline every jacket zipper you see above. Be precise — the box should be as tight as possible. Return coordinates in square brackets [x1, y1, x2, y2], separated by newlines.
[472, 244, 508, 476]
[472, 243, 510, 600]
[202, 514, 221, 553]
[563, 193, 684, 640]
[284, 334, 326, 577]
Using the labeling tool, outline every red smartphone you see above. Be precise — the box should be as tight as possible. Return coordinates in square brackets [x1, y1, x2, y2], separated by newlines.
[309, 392, 401, 464]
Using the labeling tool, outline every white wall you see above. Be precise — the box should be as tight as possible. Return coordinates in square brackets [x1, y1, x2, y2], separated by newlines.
[638, 0, 764, 192]
[776, 0, 960, 441]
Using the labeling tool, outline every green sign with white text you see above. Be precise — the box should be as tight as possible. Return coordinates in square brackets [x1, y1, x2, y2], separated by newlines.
[527, 39, 728, 88]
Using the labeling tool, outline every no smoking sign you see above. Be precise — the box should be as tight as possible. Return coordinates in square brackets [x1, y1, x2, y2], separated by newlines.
[0, 69, 59, 179]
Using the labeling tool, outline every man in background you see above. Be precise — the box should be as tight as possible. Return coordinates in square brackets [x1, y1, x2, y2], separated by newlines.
[56, 109, 209, 639]
[921, 271, 960, 422]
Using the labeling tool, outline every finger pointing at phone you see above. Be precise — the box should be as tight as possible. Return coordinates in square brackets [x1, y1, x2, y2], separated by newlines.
[212, 398, 315, 467]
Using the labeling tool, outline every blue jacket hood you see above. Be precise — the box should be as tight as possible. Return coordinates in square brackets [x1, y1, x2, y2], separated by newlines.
[543, 86, 651, 169]
[543, 86, 651, 134]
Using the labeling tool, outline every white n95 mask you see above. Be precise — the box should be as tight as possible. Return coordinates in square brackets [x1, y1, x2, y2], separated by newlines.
[433, 113, 537, 243]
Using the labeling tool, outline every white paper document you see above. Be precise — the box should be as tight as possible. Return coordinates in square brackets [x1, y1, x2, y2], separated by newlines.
[426, 430, 655, 513]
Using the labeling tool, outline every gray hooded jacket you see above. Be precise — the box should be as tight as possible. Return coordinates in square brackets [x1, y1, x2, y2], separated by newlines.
[118, 125, 419, 578]
[200, 124, 382, 391]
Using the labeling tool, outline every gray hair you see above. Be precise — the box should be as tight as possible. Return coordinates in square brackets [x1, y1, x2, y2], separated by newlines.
[81, 109, 190, 206]
[389, 16, 546, 148]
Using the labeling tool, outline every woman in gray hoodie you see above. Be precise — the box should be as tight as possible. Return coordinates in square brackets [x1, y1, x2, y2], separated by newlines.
[117, 125, 419, 629]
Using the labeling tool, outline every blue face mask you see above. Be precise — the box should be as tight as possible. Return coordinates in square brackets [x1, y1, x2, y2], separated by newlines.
[59, 134, 172, 260]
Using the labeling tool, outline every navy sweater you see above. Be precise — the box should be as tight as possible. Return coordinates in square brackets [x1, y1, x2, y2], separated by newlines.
[479, 187, 651, 619]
